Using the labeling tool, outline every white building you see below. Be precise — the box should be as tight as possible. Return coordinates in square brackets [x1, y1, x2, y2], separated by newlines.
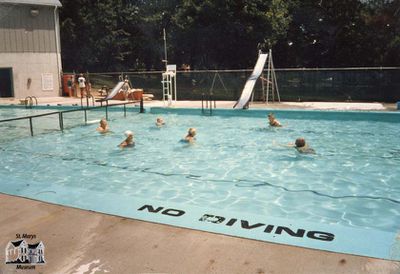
[5, 240, 29, 263]
[5, 239, 45, 264]
[28, 241, 45, 264]
[0, 0, 62, 99]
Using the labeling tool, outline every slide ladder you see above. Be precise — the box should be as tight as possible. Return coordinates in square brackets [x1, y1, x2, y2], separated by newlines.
[262, 49, 280, 104]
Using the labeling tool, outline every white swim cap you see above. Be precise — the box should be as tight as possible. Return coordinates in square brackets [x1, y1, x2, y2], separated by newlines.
[124, 130, 133, 137]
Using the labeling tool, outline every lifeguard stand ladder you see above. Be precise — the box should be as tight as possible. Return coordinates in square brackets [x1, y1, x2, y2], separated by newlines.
[162, 64, 177, 107]
[261, 49, 280, 104]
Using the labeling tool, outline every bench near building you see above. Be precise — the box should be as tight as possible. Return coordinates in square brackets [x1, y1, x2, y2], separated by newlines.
[0, 0, 62, 99]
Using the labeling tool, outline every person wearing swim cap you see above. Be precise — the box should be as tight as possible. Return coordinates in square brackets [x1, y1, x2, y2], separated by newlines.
[119, 130, 135, 148]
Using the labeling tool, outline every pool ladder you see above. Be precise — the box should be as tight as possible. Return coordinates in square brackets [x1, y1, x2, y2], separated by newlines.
[80, 94, 95, 108]
[201, 93, 216, 116]
[24, 96, 38, 108]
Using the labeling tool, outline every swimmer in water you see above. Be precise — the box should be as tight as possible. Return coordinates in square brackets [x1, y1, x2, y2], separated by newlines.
[268, 113, 282, 127]
[183, 128, 196, 143]
[119, 130, 135, 148]
[292, 138, 315, 154]
[96, 118, 109, 133]
[156, 117, 165, 127]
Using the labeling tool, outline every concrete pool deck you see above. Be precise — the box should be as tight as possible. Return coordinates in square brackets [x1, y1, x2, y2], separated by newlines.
[0, 96, 398, 111]
[0, 193, 399, 274]
[0, 97, 399, 273]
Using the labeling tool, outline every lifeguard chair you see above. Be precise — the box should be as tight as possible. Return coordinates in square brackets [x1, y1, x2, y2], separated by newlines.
[162, 64, 177, 106]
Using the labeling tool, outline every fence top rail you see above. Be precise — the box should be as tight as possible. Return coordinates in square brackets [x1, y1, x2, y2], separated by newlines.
[274, 67, 400, 72]
[67, 66, 400, 76]
[0, 101, 138, 124]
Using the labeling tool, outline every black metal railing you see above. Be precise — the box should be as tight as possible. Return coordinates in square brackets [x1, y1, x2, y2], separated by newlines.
[201, 93, 216, 115]
[0, 101, 140, 137]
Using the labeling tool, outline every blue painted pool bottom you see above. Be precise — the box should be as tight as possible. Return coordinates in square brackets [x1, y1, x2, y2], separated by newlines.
[1, 175, 398, 261]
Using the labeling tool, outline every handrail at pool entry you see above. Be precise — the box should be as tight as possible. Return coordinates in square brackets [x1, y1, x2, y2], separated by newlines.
[24, 96, 38, 109]
[201, 93, 216, 115]
[0, 101, 140, 136]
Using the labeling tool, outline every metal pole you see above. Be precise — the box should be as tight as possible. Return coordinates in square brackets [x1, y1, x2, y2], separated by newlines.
[174, 71, 177, 102]
[201, 93, 204, 114]
[140, 97, 144, 113]
[59, 112, 64, 131]
[266, 50, 271, 104]
[124, 104, 126, 117]
[261, 72, 266, 102]
[163, 28, 168, 70]
[270, 53, 280, 102]
[269, 49, 276, 103]
[105, 101, 109, 120]
[209, 94, 213, 115]
[29, 117, 33, 136]
[84, 109, 87, 124]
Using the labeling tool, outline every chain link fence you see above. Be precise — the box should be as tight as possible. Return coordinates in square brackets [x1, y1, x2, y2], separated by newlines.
[86, 67, 400, 102]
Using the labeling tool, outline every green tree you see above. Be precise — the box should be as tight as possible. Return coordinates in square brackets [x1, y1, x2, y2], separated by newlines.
[173, 0, 292, 69]
[275, 0, 400, 67]
[362, 0, 400, 66]
[60, 0, 140, 72]
[59, 0, 399, 71]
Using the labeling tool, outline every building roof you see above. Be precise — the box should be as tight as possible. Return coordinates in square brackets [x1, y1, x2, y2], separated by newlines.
[28, 243, 40, 249]
[0, 0, 62, 7]
[11, 240, 24, 247]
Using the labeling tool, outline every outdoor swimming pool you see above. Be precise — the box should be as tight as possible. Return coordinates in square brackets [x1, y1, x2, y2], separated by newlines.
[0, 107, 399, 260]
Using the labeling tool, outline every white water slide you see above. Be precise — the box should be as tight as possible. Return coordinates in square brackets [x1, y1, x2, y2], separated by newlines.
[233, 53, 268, 109]
[105, 81, 125, 100]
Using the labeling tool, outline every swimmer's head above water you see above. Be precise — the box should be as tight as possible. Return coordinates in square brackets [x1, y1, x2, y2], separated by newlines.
[188, 128, 196, 137]
[295, 138, 306, 148]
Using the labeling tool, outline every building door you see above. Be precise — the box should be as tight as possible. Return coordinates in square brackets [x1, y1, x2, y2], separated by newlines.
[0, 68, 14, 97]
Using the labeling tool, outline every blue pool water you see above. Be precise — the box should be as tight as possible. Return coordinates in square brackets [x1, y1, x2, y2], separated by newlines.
[0, 107, 399, 259]
[0, 106, 128, 142]
[0, 106, 56, 118]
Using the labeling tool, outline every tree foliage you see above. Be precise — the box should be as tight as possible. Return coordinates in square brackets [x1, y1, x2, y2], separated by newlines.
[59, 0, 400, 72]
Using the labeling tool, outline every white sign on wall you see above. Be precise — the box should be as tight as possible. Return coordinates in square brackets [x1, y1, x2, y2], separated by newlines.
[41, 73, 53, 91]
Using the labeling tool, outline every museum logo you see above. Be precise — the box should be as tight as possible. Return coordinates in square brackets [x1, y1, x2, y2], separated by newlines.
[5, 234, 45, 270]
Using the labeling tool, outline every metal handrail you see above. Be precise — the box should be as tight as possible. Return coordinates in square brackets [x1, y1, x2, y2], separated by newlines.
[24, 96, 31, 108]
[201, 93, 216, 115]
[80, 94, 95, 108]
[31, 96, 38, 106]
[0, 101, 140, 136]
[24, 96, 38, 109]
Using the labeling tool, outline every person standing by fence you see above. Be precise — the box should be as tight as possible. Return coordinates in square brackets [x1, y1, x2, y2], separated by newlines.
[78, 73, 86, 98]
[67, 76, 73, 97]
